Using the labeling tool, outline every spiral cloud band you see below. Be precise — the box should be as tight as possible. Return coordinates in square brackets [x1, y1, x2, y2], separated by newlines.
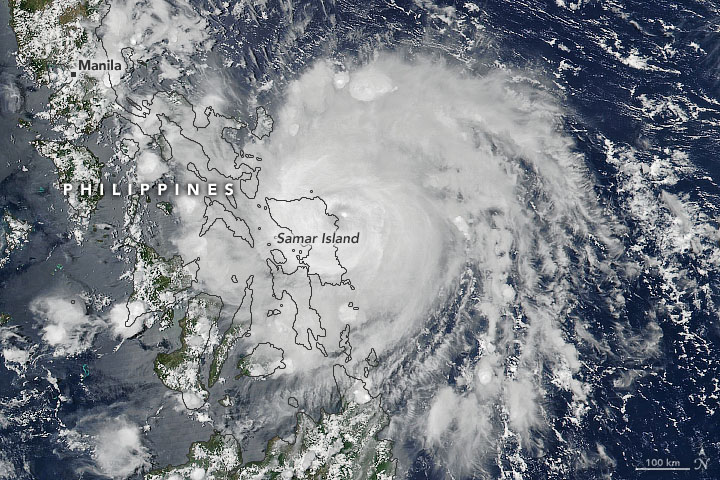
[133, 55, 638, 476]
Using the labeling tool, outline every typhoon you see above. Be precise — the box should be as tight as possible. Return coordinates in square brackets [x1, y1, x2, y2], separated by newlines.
[130, 54, 638, 478]
[3, 0, 720, 479]
[248, 57, 634, 477]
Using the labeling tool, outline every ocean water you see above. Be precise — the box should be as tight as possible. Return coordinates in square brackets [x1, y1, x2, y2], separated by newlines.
[1, 0, 720, 479]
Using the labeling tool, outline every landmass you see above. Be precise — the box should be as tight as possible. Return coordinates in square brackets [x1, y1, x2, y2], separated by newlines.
[154, 293, 222, 409]
[126, 243, 198, 330]
[0, 212, 31, 268]
[145, 369, 395, 480]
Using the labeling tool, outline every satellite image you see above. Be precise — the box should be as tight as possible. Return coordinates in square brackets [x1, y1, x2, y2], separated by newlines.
[0, 0, 719, 478]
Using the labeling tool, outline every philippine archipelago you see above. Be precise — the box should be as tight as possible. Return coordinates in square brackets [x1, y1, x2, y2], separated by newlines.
[1, 0, 719, 479]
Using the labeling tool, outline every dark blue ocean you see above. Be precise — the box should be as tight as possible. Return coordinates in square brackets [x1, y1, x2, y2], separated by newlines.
[2, 0, 720, 479]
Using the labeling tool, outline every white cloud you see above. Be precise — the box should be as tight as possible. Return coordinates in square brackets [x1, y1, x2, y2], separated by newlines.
[424, 386, 493, 472]
[31, 295, 103, 356]
[97, 0, 214, 110]
[106, 303, 144, 340]
[0, 453, 17, 480]
[31, 294, 144, 354]
[0, 327, 36, 376]
[93, 417, 150, 479]
[2, 347, 30, 371]
[123, 53, 644, 476]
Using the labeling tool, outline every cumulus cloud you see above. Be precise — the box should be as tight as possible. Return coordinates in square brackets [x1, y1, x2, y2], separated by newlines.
[97, 0, 214, 114]
[93, 417, 150, 479]
[30, 294, 142, 355]
[0, 326, 35, 376]
[425, 386, 493, 471]
[61, 416, 151, 479]
[30, 295, 103, 356]
[106, 303, 144, 340]
[0, 452, 18, 480]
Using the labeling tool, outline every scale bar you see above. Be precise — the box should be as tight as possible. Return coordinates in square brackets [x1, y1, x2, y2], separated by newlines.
[635, 467, 691, 471]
